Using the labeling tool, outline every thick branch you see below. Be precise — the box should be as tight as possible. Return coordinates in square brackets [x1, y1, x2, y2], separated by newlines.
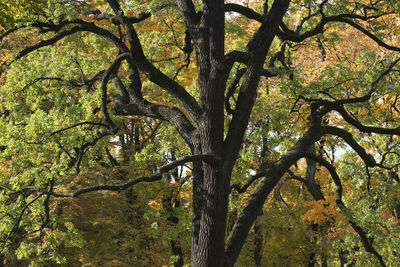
[321, 126, 377, 167]
[0, 27, 22, 43]
[335, 105, 400, 135]
[100, 53, 130, 131]
[113, 100, 197, 146]
[95, 11, 152, 25]
[225, 120, 322, 263]
[107, 0, 203, 122]
[223, 0, 290, 168]
[173, 0, 200, 26]
[224, 4, 263, 22]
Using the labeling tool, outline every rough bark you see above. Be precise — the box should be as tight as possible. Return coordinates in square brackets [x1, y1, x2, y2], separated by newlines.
[190, 1, 228, 265]
[2, 1, 400, 266]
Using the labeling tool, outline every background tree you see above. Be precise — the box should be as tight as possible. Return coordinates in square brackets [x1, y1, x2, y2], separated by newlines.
[1, 0, 400, 266]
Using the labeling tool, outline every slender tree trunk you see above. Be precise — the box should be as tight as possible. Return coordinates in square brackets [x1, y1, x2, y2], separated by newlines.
[163, 194, 184, 267]
[253, 219, 263, 266]
[308, 223, 318, 267]
[321, 255, 328, 267]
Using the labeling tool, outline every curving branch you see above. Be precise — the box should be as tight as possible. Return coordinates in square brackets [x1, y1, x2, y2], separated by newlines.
[42, 154, 220, 197]
[334, 105, 400, 136]
[1, 192, 44, 253]
[113, 100, 197, 146]
[111, 74, 130, 104]
[49, 122, 109, 137]
[225, 118, 322, 264]
[225, 68, 246, 115]
[27, 121, 109, 145]
[279, 13, 400, 53]
[295, 4, 321, 33]
[224, 0, 292, 169]
[1, 21, 129, 74]
[300, 152, 387, 267]
[224, 50, 275, 81]
[0, 27, 22, 43]
[224, 4, 263, 22]
[1, 26, 85, 71]
[107, 0, 203, 122]
[19, 69, 106, 93]
[326, 55, 399, 104]
[28, 179, 54, 236]
[230, 172, 266, 194]
[74, 130, 112, 174]
[337, 17, 400, 53]
[321, 126, 378, 167]
[100, 52, 130, 131]
[94, 11, 152, 25]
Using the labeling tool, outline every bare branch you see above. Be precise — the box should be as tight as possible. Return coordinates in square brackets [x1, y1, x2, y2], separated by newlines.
[74, 130, 112, 174]
[224, 50, 277, 82]
[331, 57, 400, 105]
[226, 121, 322, 263]
[0, 27, 23, 43]
[113, 100, 197, 146]
[295, 5, 320, 33]
[321, 126, 378, 167]
[1, 22, 129, 74]
[26, 121, 108, 145]
[279, 14, 400, 53]
[49, 122, 109, 137]
[1, 192, 44, 253]
[107, 0, 203, 122]
[300, 152, 387, 267]
[224, 4, 263, 22]
[42, 154, 220, 197]
[111, 74, 130, 103]
[230, 172, 266, 193]
[95, 11, 152, 25]
[1, 26, 84, 71]
[28, 179, 54, 235]
[100, 52, 130, 131]
[225, 68, 246, 115]
[335, 105, 400, 135]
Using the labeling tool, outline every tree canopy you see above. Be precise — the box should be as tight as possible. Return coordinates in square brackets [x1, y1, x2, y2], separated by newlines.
[1, 0, 400, 266]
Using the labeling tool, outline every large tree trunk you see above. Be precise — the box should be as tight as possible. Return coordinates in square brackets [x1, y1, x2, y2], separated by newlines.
[174, 0, 292, 265]
[189, 0, 229, 265]
[189, 1, 292, 265]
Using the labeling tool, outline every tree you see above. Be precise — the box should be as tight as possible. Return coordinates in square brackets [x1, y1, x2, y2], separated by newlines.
[1, 0, 400, 266]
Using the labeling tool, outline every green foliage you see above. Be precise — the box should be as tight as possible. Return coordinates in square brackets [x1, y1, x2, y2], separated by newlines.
[1, 0, 400, 266]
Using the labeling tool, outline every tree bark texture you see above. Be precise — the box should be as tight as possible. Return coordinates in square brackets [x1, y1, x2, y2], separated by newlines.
[3, 0, 400, 266]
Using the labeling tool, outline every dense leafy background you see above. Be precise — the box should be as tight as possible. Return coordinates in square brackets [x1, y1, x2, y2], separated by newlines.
[1, 0, 400, 266]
